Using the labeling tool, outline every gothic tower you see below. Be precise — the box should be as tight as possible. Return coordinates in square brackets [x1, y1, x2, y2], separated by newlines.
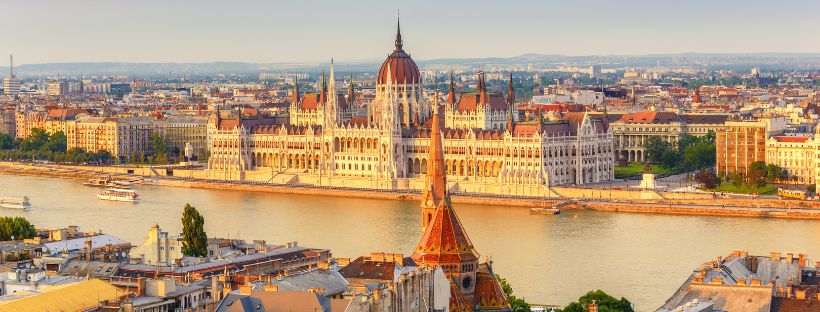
[412, 94, 480, 298]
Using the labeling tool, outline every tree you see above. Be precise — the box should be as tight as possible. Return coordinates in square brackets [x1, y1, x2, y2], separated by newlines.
[0, 132, 14, 150]
[682, 141, 715, 170]
[695, 169, 720, 189]
[659, 149, 680, 168]
[765, 164, 784, 183]
[48, 131, 67, 152]
[181, 203, 208, 257]
[729, 172, 744, 186]
[558, 290, 634, 312]
[807, 184, 816, 195]
[643, 137, 670, 164]
[151, 133, 171, 164]
[0, 217, 37, 241]
[497, 275, 531, 312]
[748, 161, 768, 186]
[677, 134, 700, 153]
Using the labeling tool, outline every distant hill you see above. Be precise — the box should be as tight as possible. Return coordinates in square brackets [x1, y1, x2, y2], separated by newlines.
[2, 53, 818, 77]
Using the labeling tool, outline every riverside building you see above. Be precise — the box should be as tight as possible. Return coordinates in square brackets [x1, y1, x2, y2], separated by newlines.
[206, 20, 615, 195]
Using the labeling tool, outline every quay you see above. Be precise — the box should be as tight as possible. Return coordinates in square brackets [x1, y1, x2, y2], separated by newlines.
[3, 161, 820, 219]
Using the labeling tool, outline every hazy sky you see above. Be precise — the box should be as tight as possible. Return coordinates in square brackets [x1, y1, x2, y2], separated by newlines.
[4, 0, 820, 65]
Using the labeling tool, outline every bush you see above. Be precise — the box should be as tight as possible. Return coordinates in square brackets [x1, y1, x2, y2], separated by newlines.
[558, 290, 634, 312]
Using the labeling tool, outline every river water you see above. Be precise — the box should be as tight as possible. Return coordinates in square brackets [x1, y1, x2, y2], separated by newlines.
[0, 174, 818, 310]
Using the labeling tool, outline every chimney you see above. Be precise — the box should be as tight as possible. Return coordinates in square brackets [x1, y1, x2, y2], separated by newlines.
[711, 277, 723, 285]
[239, 284, 252, 295]
[797, 254, 805, 266]
[264, 285, 278, 293]
[736, 278, 746, 285]
[771, 252, 781, 261]
[786, 253, 794, 263]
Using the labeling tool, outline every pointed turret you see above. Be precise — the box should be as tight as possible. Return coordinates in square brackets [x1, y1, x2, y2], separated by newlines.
[348, 73, 355, 104]
[413, 92, 479, 273]
[292, 75, 300, 105]
[507, 72, 515, 105]
[421, 93, 448, 221]
[395, 14, 404, 52]
[477, 71, 487, 105]
[448, 72, 456, 106]
[507, 106, 516, 133]
[693, 87, 702, 104]
[319, 71, 327, 104]
[328, 59, 336, 96]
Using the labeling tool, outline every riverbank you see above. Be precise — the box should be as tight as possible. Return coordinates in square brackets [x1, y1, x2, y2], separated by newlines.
[3, 161, 820, 219]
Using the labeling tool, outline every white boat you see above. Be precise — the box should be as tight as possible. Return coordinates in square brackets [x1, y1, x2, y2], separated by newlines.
[0, 196, 32, 209]
[97, 188, 140, 202]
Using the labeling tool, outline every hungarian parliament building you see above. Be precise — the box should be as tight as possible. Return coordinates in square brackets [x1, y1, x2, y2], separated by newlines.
[206, 22, 614, 195]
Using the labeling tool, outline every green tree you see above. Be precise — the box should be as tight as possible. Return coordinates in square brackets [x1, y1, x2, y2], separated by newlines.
[765, 164, 784, 183]
[558, 290, 634, 312]
[497, 275, 531, 312]
[48, 131, 67, 152]
[18, 128, 50, 152]
[643, 137, 670, 164]
[181, 203, 208, 257]
[0, 132, 14, 150]
[151, 133, 170, 164]
[0, 217, 37, 241]
[748, 161, 768, 186]
[659, 149, 680, 168]
[682, 141, 715, 170]
[677, 134, 700, 153]
[729, 172, 744, 186]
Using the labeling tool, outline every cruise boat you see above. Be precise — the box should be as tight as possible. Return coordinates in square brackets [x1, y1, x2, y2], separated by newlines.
[97, 188, 140, 202]
[0, 196, 32, 209]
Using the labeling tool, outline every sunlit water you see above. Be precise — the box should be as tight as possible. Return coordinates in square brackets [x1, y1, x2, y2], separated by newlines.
[1, 174, 818, 310]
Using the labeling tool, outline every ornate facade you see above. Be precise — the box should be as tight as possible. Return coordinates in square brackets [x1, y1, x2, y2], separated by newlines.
[207, 20, 615, 193]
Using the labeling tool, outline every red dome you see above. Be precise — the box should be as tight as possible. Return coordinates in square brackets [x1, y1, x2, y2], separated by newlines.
[377, 20, 420, 85]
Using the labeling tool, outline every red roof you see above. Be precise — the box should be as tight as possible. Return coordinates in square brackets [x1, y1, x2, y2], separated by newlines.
[618, 112, 681, 124]
[456, 93, 508, 111]
[376, 21, 420, 85]
[773, 136, 809, 143]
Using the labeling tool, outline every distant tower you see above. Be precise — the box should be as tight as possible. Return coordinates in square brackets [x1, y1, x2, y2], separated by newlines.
[78, 73, 84, 94]
[3, 55, 20, 96]
[693, 88, 701, 104]
[347, 73, 355, 104]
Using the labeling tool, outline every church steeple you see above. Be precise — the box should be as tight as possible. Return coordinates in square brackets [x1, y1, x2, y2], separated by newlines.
[348, 73, 355, 104]
[395, 14, 404, 52]
[478, 71, 487, 105]
[448, 72, 456, 106]
[292, 75, 300, 105]
[319, 71, 327, 104]
[693, 87, 702, 104]
[413, 92, 480, 294]
[507, 72, 515, 105]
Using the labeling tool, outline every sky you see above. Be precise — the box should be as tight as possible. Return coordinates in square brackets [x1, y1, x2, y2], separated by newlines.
[3, 0, 820, 65]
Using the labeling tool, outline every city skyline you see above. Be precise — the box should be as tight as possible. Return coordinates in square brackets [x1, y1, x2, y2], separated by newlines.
[4, 0, 820, 65]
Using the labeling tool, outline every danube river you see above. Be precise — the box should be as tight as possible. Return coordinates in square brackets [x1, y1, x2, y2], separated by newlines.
[1, 174, 819, 310]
